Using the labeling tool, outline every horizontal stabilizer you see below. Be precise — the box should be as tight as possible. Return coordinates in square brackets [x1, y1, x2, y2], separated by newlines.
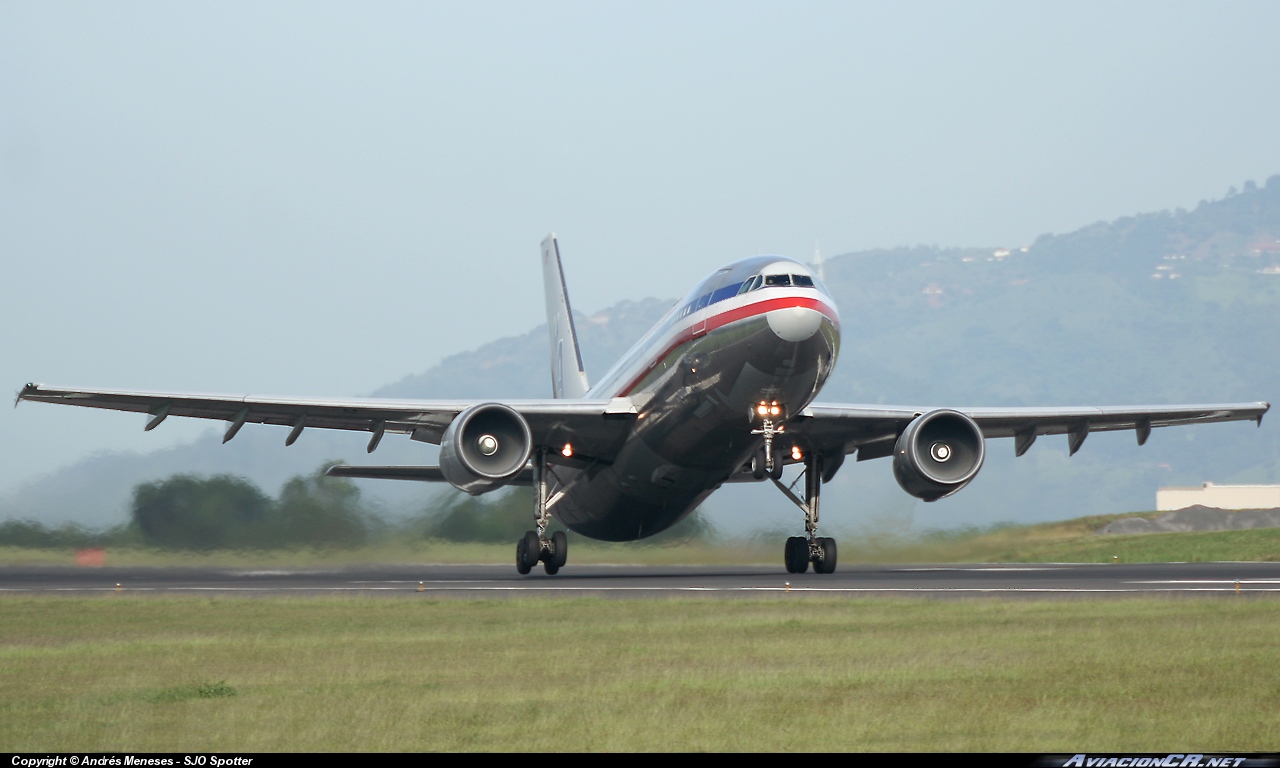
[326, 464, 534, 485]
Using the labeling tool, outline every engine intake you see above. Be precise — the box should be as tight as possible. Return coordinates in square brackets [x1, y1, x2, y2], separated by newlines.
[892, 409, 985, 501]
[439, 403, 533, 495]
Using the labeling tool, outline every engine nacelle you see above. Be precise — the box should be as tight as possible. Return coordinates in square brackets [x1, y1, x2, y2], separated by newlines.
[439, 403, 533, 496]
[892, 409, 985, 502]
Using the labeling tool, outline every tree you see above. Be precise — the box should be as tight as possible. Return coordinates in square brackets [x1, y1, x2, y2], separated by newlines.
[275, 464, 369, 547]
[131, 474, 273, 550]
[419, 486, 715, 544]
[423, 488, 533, 543]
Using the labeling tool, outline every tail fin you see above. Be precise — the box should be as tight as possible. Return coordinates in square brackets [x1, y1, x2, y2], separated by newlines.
[540, 233, 590, 398]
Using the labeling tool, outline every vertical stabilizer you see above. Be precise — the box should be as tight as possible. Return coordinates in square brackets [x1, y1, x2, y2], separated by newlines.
[541, 234, 590, 399]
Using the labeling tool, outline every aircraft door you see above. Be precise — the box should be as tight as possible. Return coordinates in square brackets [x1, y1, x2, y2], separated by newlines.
[692, 269, 731, 338]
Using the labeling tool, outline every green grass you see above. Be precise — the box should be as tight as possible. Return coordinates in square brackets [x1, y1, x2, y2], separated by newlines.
[1, 596, 1277, 751]
[846, 513, 1280, 564]
[4, 511, 1278, 567]
[0, 539, 773, 567]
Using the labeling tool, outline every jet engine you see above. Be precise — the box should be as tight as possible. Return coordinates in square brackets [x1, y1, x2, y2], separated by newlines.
[892, 409, 985, 502]
[439, 403, 533, 495]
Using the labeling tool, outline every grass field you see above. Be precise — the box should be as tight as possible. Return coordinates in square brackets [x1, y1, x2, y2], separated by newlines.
[1, 596, 1277, 751]
[3, 511, 1278, 567]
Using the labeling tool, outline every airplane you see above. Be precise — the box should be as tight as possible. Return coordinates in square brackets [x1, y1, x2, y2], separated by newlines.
[17, 235, 1270, 575]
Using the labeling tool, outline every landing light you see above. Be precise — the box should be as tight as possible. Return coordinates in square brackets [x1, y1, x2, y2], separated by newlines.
[562, 444, 574, 458]
[757, 404, 769, 415]
[791, 446, 802, 461]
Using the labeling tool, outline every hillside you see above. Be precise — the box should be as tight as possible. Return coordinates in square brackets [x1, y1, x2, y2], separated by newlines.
[4, 178, 1278, 532]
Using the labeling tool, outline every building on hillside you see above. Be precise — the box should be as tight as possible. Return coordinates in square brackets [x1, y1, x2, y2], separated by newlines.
[1157, 482, 1280, 511]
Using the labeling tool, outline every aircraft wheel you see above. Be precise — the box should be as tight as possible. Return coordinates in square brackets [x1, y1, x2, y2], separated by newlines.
[543, 560, 560, 575]
[784, 536, 809, 574]
[751, 450, 767, 480]
[770, 458, 784, 481]
[520, 530, 541, 571]
[551, 530, 568, 568]
[515, 537, 532, 575]
[814, 537, 838, 574]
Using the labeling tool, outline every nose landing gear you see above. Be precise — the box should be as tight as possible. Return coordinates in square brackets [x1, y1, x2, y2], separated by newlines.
[515, 448, 568, 575]
[750, 400, 786, 478]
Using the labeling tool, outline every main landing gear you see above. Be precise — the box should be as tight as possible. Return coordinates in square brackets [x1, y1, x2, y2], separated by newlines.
[775, 452, 837, 574]
[516, 448, 568, 575]
[753, 402, 836, 575]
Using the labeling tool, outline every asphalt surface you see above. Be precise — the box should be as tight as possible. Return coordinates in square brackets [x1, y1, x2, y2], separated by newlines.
[2, 561, 1280, 597]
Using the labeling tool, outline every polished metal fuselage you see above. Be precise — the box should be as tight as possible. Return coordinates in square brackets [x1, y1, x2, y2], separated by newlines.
[547, 255, 841, 541]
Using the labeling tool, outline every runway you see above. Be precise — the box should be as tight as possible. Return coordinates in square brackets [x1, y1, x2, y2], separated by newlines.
[3, 561, 1280, 597]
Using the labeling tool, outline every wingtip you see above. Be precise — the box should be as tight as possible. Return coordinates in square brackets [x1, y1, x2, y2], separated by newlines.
[14, 382, 38, 408]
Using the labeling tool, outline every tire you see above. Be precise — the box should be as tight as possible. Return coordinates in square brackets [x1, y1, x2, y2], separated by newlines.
[815, 537, 838, 574]
[521, 530, 542, 570]
[785, 536, 809, 574]
[751, 450, 767, 480]
[543, 561, 560, 575]
[551, 530, 568, 568]
[515, 538, 531, 575]
[770, 457, 784, 481]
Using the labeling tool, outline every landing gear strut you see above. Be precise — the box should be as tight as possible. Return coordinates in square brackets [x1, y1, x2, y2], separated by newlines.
[771, 452, 837, 574]
[516, 448, 568, 575]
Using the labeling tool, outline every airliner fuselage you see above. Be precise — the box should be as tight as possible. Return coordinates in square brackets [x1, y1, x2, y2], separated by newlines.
[550, 255, 840, 540]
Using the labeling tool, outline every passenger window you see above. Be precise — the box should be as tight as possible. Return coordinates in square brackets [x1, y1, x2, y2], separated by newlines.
[792, 274, 814, 287]
[764, 274, 792, 287]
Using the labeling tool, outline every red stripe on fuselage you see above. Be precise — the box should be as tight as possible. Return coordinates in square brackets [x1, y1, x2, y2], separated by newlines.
[704, 295, 840, 335]
[615, 294, 839, 397]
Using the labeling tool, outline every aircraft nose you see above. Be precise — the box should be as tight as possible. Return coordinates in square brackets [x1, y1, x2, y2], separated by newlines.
[766, 306, 824, 342]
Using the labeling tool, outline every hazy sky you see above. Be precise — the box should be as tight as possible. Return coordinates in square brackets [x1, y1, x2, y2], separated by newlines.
[3, 1, 1280, 495]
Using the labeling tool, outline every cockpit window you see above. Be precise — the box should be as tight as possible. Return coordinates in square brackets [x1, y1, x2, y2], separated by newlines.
[792, 274, 814, 287]
[764, 274, 792, 287]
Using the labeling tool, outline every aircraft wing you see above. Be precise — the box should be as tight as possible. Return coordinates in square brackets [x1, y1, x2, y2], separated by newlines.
[795, 401, 1271, 460]
[15, 383, 638, 461]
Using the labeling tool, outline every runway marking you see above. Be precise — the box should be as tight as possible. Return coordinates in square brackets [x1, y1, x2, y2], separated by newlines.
[896, 567, 1063, 572]
[1128, 580, 1280, 585]
[4, 586, 1280, 594]
[349, 580, 508, 584]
